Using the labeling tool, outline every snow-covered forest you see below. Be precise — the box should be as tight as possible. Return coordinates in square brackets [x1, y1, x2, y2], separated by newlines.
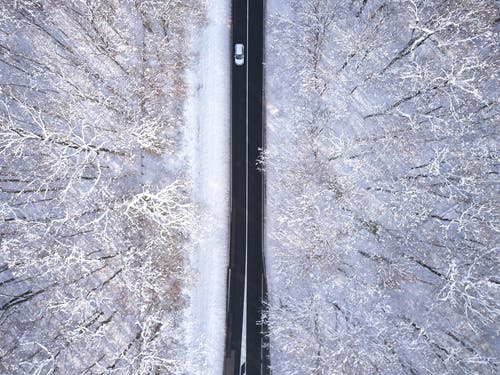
[0, 0, 230, 373]
[265, 0, 499, 373]
[1, 0, 497, 373]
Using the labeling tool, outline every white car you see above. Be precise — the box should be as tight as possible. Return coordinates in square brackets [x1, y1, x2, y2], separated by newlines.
[234, 43, 244, 66]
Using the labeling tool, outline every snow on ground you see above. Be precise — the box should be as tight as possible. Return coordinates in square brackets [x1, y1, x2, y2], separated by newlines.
[183, 1, 230, 373]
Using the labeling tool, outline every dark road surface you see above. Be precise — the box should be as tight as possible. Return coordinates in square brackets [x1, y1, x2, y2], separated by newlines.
[224, 0, 268, 374]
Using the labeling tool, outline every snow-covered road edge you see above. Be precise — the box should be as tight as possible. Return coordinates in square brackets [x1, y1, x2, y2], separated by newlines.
[183, 1, 230, 373]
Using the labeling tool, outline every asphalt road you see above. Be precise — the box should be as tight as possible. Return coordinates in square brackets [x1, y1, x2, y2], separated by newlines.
[246, 0, 267, 373]
[224, 0, 268, 374]
[223, 0, 246, 372]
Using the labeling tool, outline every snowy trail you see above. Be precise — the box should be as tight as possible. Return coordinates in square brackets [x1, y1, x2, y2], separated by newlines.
[183, 1, 230, 373]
